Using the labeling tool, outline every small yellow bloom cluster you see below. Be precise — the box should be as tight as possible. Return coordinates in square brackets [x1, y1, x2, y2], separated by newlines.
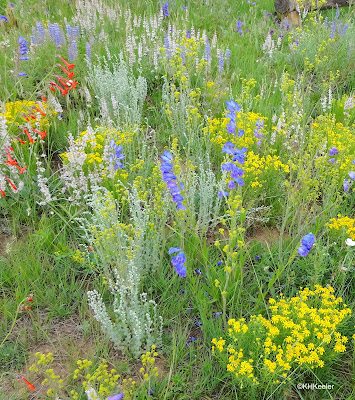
[212, 286, 351, 388]
[0, 100, 56, 130]
[327, 215, 355, 240]
[244, 151, 290, 188]
[71, 249, 86, 263]
[61, 125, 136, 178]
[74, 358, 121, 398]
[140, 345, 159, 382]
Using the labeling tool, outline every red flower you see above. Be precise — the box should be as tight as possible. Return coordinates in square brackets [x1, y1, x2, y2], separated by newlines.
[0, 189, 5, 197]
[31, 128, 47, 140]
[57, 55, 75, 70]
[21, 377, 35, 391]
[57, 63, 75, 79]
[6, 177, 18, 191]
[23, 128, 34, 144]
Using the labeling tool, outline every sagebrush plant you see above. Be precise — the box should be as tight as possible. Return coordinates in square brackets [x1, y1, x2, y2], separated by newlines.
[88, 55, 147, 127]
[1, 1, 355, 399]
[82, 189, 163, 358]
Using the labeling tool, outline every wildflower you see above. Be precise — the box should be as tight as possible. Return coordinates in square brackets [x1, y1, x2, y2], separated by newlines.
[329, 147, 339, 156]
[18, 72, 27, 77]
[18, 37, 29, 55]
[232, 147, 247, 164]
[194, 269, 201, 275]
[163, 2, 169, 17]
[160, 151, 185, 210]
[345, 238, 355, 246]
[20, 377, 35, 391]
[218, 190, 229, 197]
[169, 247, 181, 254]
[180, 289, 185, 293]
[343, 179, 350, 192]
[215, 312, 222, 318]
[109, 140, 125, 170]
[349, 171, 355, 182]
[187, 337, 197, 346]
[226, 99, 242, 113]
[217, 261, 223, 266]
[255, 256, 260, 260]
[195, 320, 203, 326]
[327, 158, 335, 163]
[107, 394, 124, 400]
[297, 233, 315, 257]
[0, 15, 8, 22]
[170, 248, 187, 277]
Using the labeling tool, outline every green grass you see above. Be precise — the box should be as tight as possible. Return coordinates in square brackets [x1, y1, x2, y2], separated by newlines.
[0, 0, 355, 399]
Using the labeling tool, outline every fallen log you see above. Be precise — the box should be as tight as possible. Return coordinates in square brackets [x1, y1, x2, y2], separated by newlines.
[275, 0, 352, 28]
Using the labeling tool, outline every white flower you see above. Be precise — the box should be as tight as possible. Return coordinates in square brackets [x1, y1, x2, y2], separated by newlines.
[345, 238, 355, 246]
[85, 387, 99, 400]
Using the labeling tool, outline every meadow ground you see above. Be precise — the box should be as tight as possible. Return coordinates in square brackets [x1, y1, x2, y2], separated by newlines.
[0, 0, 354, 399]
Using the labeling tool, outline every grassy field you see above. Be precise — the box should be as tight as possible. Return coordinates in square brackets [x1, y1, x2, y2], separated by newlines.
[0, 0, 354, 399]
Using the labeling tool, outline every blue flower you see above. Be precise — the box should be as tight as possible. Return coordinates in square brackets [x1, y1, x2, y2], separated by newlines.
[349, 171, 355, 182]
[255, 255, 260, 260]
[107, 394, 124, 400]
[222, 142, 235, 154]
[232, 147, 247, 164]
[161, 150, 173, 162]
[228, 180, 236, 189]
[329, 147, 339, 156]
[169, 247, 181, 254]
[297, 233, 315, 257]
[214, 312, 222, 318]
[218, 190, 229, 197]
[163, 2, 169, 16]
[225, 99, 241, 113]
[195, 320, 202, 326]
[171, 251, 187, 277]
[217, 261, 222, 266]
[19, 57, 28, 61]
[238, 129, 244, 137]
[109, 141, 125, 170]
[18, 72, 27, 77]
[327, 158, 335, 163]
[0, 15, 8, 22]
[194, 269, 201, 275]
[343, 179, 350, 192]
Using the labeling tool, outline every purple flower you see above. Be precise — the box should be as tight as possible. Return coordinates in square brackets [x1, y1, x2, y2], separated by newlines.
[225, 99, 241, 113]
[232, 147, 247, 164]
[195, 320, 202, 326]
[329, 147, 339, 156]
[169, 247, 181, 254]
[171, 251, 187, 277]
[194, 269, 201, 274]
[180, 289, 185, 293]
[163, 2, 169, 17]
[109, 141, 125, 170]
[228, 180, 236, 189]
[0, 15, 8, 22]
[255, 256, 260, 260]
[343, 179, 350, 192]
[297, 233, 315, 257]
[328, 158, 336, 163]
[217, 261, 222, 266]
[18, 72, 27, 77]
[348, 171, 355, 182]
[214, 312, 222, 318]
[238, 129, 244, 137]
[218, 190, 229, 197]
[19, 57, 28, 61]
[222, 142, 235, 155]
[108, 394, 124, 400]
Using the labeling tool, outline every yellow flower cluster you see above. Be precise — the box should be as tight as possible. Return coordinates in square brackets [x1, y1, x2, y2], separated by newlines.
[212, 286, 351, 387]
[61, 125, 136, 178]
[327, 215, 355, 240]
[140, 345, 159, 381]
[0, 100, 56, 130]
[244, 151, 290, 188]
[74, 358, 121, 398]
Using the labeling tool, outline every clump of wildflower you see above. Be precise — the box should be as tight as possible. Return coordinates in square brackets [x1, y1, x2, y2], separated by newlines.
[159, 151, 186, 210]
[212, 286, 352, 394]
[169, 247, 187, 277]
[327, 215, 355, 240]
[297, 233, 315, 257]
